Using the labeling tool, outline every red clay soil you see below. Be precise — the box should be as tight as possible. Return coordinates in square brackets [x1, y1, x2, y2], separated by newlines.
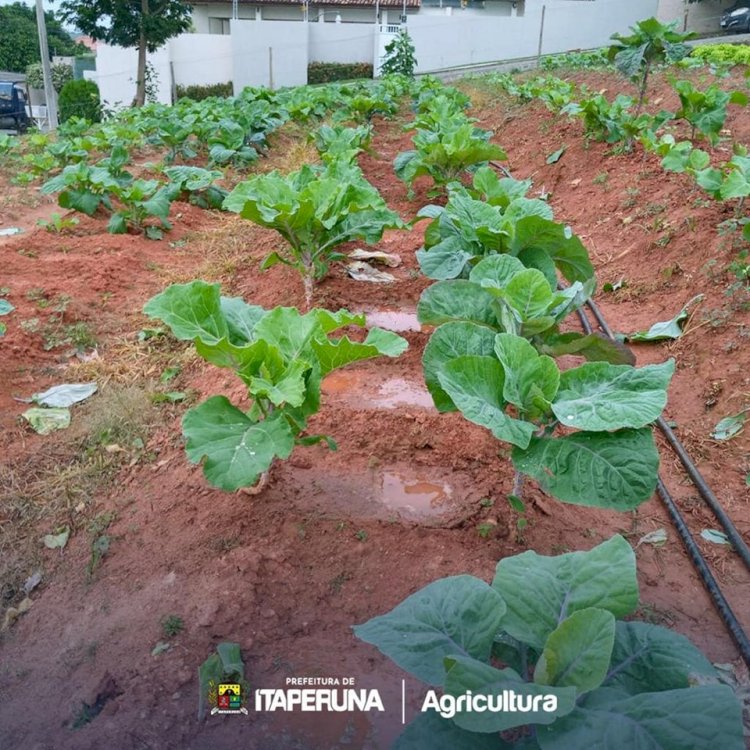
[1, 70, 750, 749]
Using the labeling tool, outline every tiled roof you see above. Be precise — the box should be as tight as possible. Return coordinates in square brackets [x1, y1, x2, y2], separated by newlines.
[195, 0, 420, 8]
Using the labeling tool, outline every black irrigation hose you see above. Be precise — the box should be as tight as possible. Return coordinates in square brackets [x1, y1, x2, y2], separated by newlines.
[572, 301, 750, 665]
[583, 297, 750, 572]
[655, 478, 750, 666]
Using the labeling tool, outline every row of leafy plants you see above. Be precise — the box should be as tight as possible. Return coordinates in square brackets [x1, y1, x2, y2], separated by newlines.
[2, 75, 415, 188]
[484, 18, 750, 236]
[138, 78, 444, 478]
[137, 73, 745, 745]
[351, 66, 745, 750]
[21, 76, 429, 241]
[392, 85, 673, 512]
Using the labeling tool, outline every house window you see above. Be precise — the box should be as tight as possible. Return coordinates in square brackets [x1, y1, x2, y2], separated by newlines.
[208, 17, 231, 35]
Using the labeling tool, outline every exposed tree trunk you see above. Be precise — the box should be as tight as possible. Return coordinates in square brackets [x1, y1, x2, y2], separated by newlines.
[133, 0, 149, 106]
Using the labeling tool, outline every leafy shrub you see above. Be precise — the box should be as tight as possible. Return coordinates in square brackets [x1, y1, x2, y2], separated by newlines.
[691, 43, 750, 66]
[25, 61, 73, 91]
[144, 282, 408, 490]
[310, 123, 372, 164]
[395, 120, 507, 196]
[175, 82, 233, 101]
[354, 535, 745, 749]
[224, 161, 403, 306]
[608, 17, 693, 114]
[58, 79, 101, 123]
[673, 79, 748, 144]
[307, 62, 373, 85]
[380, 29, 417, 78]
[416, 256, 671, 510]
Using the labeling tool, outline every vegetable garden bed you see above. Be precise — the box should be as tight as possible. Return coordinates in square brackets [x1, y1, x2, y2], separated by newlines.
[0, 61, 749, 748]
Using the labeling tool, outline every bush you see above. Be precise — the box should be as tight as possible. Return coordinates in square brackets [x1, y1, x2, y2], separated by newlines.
[175, 81, 233, 101]
[307, 62, 373, 84]
[691, 43, 750, 66]
[380, 30, 417, 77]
[58, 79, 101, 123]
[25, 61, 73, 92]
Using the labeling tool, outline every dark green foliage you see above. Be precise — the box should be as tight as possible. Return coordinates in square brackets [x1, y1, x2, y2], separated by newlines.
[307, 62, 373, 84]
[0, 2, 85, 73]
[380, 29, 417, 78]
[58, 79, 102, 124]
[60, 0, 192, 106]
[175, 82, 234, 101]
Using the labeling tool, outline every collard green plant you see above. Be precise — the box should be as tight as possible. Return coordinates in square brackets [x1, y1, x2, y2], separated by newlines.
[207, 119, 260, 168]
[395, 122, 507, 197]
[418, 255, 671, 510]
[380, 29, 417, 78]
[415, 168, 593, 285]
[163, 166, 228, 210]
[223, 161, 404, 307]
[673, 79, 748, 145]
[607, 18, 693, 115]
[354, 535, 745, 749]
[311, 124, 373, 164]
[107, 179, 174, 239]
[144, 281, 408, 491]
[41, 163, 122, 216]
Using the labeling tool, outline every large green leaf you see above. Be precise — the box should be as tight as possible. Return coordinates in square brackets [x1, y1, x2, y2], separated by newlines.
[182, 396, 295, 490]
[603, 621, 717, 695]
[353, 575, 506, 686]
[512, 428, 659, 510]
[417, 281, 500, 328]
[220, 296, 266, 345]
[501, 268, 557, 322]
[248, 359, 310, 407]
[552, 360, 674, 431]
[422, 322, 498, 411]
[494, 332, 559, 415]
[443, 655, 577, 733]
[510, 217, 594, 283]
[416, 237, 473, 280]
[144, 281, 228, 343]
[491, 535, 638, 650]
[534, 608, 616, 693]
[437, 356, 535, 449]
[469, 254, 526, 290]
[538, 685, 744, 750]
[540, 332, 635, 366]
[312, 328, 408, 375]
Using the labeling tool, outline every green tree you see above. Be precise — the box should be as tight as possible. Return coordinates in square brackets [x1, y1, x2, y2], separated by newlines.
[0, 2, 85, 73]
[59, 0, 192, 107]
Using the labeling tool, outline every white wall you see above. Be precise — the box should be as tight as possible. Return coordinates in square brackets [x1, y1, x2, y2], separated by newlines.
[309, 22, 375, 64]
[658, 0, 734, 34]
[405, 0, 659, 73]
[91, 44, 172, 108]
[230, 19, 308, 90]
[169, 34, 233, 86]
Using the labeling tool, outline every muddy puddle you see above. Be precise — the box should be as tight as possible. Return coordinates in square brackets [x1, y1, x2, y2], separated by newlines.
[322, 370, 434, 410]
[379, 470, 453, 517]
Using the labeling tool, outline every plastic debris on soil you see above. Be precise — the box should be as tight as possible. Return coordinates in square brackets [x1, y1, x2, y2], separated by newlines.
[347, 261, 396, 283]
[349, 248, 402, 267]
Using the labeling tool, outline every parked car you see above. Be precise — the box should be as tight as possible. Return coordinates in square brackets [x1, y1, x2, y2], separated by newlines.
[721, 1, 750, 33]
[0, 81, 31, 133]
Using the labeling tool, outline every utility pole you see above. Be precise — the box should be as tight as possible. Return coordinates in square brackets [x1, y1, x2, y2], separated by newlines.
[35, 0, 58, 130]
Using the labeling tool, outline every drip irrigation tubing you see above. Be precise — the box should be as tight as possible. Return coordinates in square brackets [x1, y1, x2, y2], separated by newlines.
[573, 298, 750, 665]
[582, 296, 750, 572]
